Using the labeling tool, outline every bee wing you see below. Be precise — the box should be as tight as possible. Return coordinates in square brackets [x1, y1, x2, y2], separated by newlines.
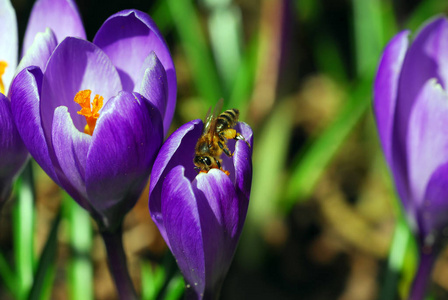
[203, 106, 213, 133]
[212, 98, 224, 119]
[203, 98, 224, 134]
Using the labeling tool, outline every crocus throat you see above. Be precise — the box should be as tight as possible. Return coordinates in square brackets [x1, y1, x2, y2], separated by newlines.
[0, 61, 8, 94]
[74, 89, 104, 135]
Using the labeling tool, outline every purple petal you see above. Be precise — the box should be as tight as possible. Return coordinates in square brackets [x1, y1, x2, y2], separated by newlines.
[373, 30, 409, 165]
[138, 52, 169, 135]
[22, 0, 86, 56]
[194, 169, 240, 293]
[41, 37, 122, 152]
[393, 17, 448, 212]
[217, 122, 253, 186]
[149, 119, 202, 242]
[407, 79, 448, 216]
[161, 165, 205, 296]
[93, 9, 177, 132]
[86, 91, 163, 231]
[17, 28, 58, 74]
[10, 68, 91, 210]
[0, 0, 18, 92]
[0, 93, 28, 200]
[232, 122, 253, 231]
[9, 67, 58, 183]
[52, 106, 91, 205]
[420, 162, 448, 241]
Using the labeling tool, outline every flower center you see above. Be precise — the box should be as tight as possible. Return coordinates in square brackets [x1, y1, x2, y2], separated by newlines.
[74, 89, 104, 135]
[0, 61, 8, 94]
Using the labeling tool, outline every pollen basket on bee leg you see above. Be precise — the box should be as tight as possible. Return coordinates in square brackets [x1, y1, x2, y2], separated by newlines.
[74, 89, 104, 135]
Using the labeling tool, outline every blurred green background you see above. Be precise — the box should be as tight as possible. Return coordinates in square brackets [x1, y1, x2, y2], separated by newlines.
[2, 0, 448, 299]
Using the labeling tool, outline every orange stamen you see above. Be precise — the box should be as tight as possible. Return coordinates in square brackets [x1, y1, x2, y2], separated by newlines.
[0, 61, 8, 94]
[74, 89, 104, 135]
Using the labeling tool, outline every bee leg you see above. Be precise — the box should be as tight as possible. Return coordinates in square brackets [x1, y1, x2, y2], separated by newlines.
[235, 133, 251, 148]
[223, 146, 232, 157]
[218, 140, 233, 157]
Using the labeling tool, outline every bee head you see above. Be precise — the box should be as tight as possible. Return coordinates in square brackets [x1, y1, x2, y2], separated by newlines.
[194, 155, 212, 171]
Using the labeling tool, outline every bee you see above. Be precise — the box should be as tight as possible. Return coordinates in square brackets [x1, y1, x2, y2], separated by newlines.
[194, 99, 250, 175]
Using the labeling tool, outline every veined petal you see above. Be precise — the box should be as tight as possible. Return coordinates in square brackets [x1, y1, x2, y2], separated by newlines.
[17, 28, 58, 74]
[22, 0, 86, 56]
[0, 0, 18, 93]
[162, 165, 205, 296]
[138, 52, 169, 135]
[420, 162, 448, 242]
[407, 79, 448, 214]
[149, 119, 202, 242]
[52, 106, 91, 207]
[0, 93, 27, 200]
[373, 30, 409, 165]
[216, 122, 253, 187]
[194, 169, 240, 293]
[232, 122, 253, 231]
[393, 18, 448, 212]
[86, 91, 163, 231]
[93, 9, 177, 132]
[9, 67, 58, 183]
[41, 37, 122, 151]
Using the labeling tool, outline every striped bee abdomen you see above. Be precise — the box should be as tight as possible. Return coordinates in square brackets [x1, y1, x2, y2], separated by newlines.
[216, 108, 239, 132]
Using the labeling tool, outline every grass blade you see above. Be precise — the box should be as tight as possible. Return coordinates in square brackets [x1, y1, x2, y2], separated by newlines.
[352, 0, 384, 76]
[13, 162, 35, 300]
[64, 193, 93, 300]
[283, 75, 372, 211]
[227, 35, 259, 110]
[141, 260, 166, 300]
[0, 252, 18, 297]
[206, 2, 243, 94]
[239, 99, 294, 267]
[28, 211, 61, 300]
[166, 0, 223, 106]
[150, 1, 173, 34]
[164, 274, 185, 300]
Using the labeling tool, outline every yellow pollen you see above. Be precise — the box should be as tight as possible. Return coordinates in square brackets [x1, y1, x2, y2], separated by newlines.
[0, 61, 8, 94]
[74, 89, 104, 135]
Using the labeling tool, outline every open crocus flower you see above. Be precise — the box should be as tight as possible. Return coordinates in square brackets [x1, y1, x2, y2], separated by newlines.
[2, 0, 99, 206]
[0, 0, 27, 204]
[374, 16, 448, 299]
[149, 119, 253, 299]
[10, 9, 176, 233]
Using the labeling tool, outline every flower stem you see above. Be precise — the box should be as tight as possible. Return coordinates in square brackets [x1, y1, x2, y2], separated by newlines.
[64, 193, 93, 300]
[101, 226, 138, 300]
[408, 249, 436, 300]
[13, 162, 35, 300]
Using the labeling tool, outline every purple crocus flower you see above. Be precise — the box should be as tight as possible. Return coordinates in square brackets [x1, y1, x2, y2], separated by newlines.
[0, 0, 27, 204]
[10, 8, 176, 232]
[149, 119, 253, 299]
[374, 16, 448, 299]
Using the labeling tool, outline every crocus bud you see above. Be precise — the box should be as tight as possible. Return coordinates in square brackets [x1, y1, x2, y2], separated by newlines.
[149, 119, 253, 299]
[374, 16, 448, 300]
